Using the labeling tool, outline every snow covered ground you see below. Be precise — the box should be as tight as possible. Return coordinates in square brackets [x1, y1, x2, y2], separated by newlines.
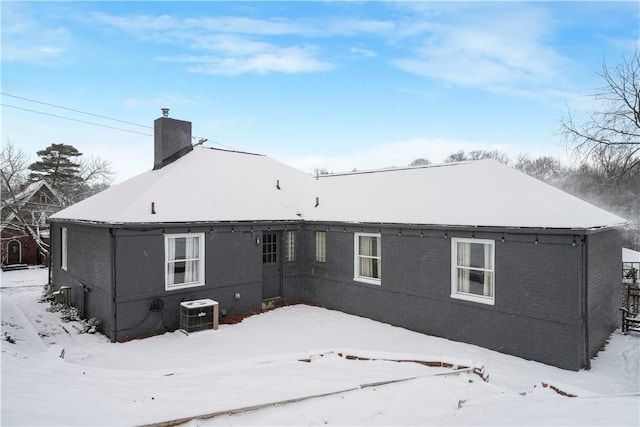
[1, 268, 639, 426]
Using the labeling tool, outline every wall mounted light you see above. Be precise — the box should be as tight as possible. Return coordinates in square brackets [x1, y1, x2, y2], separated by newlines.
[255, 236, 261, 246]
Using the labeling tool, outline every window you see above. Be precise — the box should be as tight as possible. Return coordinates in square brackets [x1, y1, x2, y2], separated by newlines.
[61, 227, 68, 271]
[451, 238, 495, 305]
[262, 233, 277, 264]
[354, 232, 381, 285]
[285, 231, 295, 262]
[40, 194, 48, 204]
[165, 233, 205, 290]
[315, 231, 326, 263]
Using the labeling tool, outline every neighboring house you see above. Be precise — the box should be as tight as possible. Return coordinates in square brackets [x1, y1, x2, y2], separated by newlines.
[623, 247, 640, 283]
[1, 180, 63, 268]
[48, 114, 627, 371]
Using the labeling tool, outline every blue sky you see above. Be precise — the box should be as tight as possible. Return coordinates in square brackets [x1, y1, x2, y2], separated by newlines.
[2, 1, 638, 182]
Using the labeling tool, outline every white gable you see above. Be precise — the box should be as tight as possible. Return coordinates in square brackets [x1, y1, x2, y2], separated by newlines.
[51, 149, 627, 230]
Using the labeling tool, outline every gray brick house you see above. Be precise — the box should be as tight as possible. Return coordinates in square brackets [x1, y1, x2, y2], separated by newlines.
[49, 114, 627, 371]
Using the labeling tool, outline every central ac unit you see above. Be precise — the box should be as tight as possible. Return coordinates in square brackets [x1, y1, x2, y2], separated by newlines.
[180, 299, 219, 334]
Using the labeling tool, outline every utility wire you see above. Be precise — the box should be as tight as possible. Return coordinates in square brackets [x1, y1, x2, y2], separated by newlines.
[1, 92, 152, 129]
[2, 104, 154, 136]
[2, 93, 239, 150]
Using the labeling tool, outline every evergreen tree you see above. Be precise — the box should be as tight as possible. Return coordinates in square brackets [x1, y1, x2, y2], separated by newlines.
[28, 143, 82, 197]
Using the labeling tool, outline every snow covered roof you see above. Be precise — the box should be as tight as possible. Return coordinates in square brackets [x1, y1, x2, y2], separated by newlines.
[309, 160, 628, 229]
[50, 147, 314, 224]
[12, 180, 62, 206]
[50, 148, 627, 230]
[623, 248, 640, 264]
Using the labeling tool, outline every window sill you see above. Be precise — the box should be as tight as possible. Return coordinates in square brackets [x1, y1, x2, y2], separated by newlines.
[165, 282, 205, 292]
[353, 276, 381, 286]
[450, 292, 494, 305]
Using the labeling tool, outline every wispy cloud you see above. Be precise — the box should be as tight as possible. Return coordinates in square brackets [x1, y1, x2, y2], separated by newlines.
[390, 3, 569, 98]
[159, 46, 332, 75]
[1, 3, 70, 64]
[89, 11, 334, 75]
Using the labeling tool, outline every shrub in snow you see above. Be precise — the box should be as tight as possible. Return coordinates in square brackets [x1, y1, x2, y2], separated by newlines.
[3, 332, 16, 344]
[38, 284, 53, 303]
[43, 300, 102, 335]
[73, 317, 102, 335]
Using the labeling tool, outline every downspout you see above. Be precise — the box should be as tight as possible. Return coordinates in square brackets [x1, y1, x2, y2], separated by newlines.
[582, 235, 591, 370]
[110, 228, 118, 343]
[48, 224, 54, 289]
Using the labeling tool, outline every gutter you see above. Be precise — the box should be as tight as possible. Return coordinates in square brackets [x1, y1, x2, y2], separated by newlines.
[110, 228, 118, 343]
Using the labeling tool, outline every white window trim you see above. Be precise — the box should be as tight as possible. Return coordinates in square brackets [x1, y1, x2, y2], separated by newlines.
[61, 227, 68, 271]
[164, 233, 205, 291]
[450, 237, 495, 305]
[315, 231, 326, 263]
[354, 232, 381, 285]
[285, 230, 295, 262]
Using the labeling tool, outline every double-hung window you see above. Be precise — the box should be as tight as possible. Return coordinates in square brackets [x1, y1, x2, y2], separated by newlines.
[315, 231, 326, 263]
[451, 238, 495, 305]
[354, 232, 381, 285]
[165, 233, 205, 290]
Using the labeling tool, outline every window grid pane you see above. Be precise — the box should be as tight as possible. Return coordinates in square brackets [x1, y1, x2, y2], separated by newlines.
[262, 233, 277, 264]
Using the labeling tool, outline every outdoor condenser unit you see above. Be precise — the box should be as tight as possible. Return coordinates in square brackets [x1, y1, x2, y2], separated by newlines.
[180, 299, 219, 334]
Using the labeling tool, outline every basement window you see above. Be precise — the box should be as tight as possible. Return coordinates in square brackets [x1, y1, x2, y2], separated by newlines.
[354, 232, 381, 285]
[165, 233, 205, 291]
[451, 238, 495, 305]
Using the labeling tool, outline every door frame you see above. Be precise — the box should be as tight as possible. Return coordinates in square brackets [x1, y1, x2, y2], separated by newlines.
[261, 231, 283, 300]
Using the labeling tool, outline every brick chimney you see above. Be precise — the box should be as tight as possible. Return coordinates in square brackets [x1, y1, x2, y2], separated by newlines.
[153, 108, 193, 170]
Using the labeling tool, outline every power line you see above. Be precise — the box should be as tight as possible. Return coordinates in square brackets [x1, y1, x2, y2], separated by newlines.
[1, 92, 152, 129]
[1, 104, 154, 137]
[2, 93, 239, 151]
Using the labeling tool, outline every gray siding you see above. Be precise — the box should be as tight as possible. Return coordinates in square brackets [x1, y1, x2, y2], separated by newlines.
[50, 224, 114, 335]
[587, 229, 622, 359]
[50, 219, 622, 371]
[296, 226, 586, 370]
[111, 226, 266, 341]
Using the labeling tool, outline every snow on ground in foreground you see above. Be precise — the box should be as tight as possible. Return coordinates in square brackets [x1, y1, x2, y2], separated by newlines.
[1, 268, 639, 426]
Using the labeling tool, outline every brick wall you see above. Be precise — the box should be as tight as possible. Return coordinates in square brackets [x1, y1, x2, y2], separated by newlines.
[295, 225, 586, 370]
[50, 224, 114, 335]
[587, 229, 622, 359]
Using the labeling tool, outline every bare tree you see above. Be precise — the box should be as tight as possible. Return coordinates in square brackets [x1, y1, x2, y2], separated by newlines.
[72, 156, 114, 203]
[515, 154, 564, 182]
[409, 158, 431, 166]
[1, 142, 51, 259]
[444, 149, 511, 165]
[561, 50, 640, 177]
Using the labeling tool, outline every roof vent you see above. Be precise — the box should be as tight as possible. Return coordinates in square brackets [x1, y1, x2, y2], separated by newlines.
[161, 108, 170, 117]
